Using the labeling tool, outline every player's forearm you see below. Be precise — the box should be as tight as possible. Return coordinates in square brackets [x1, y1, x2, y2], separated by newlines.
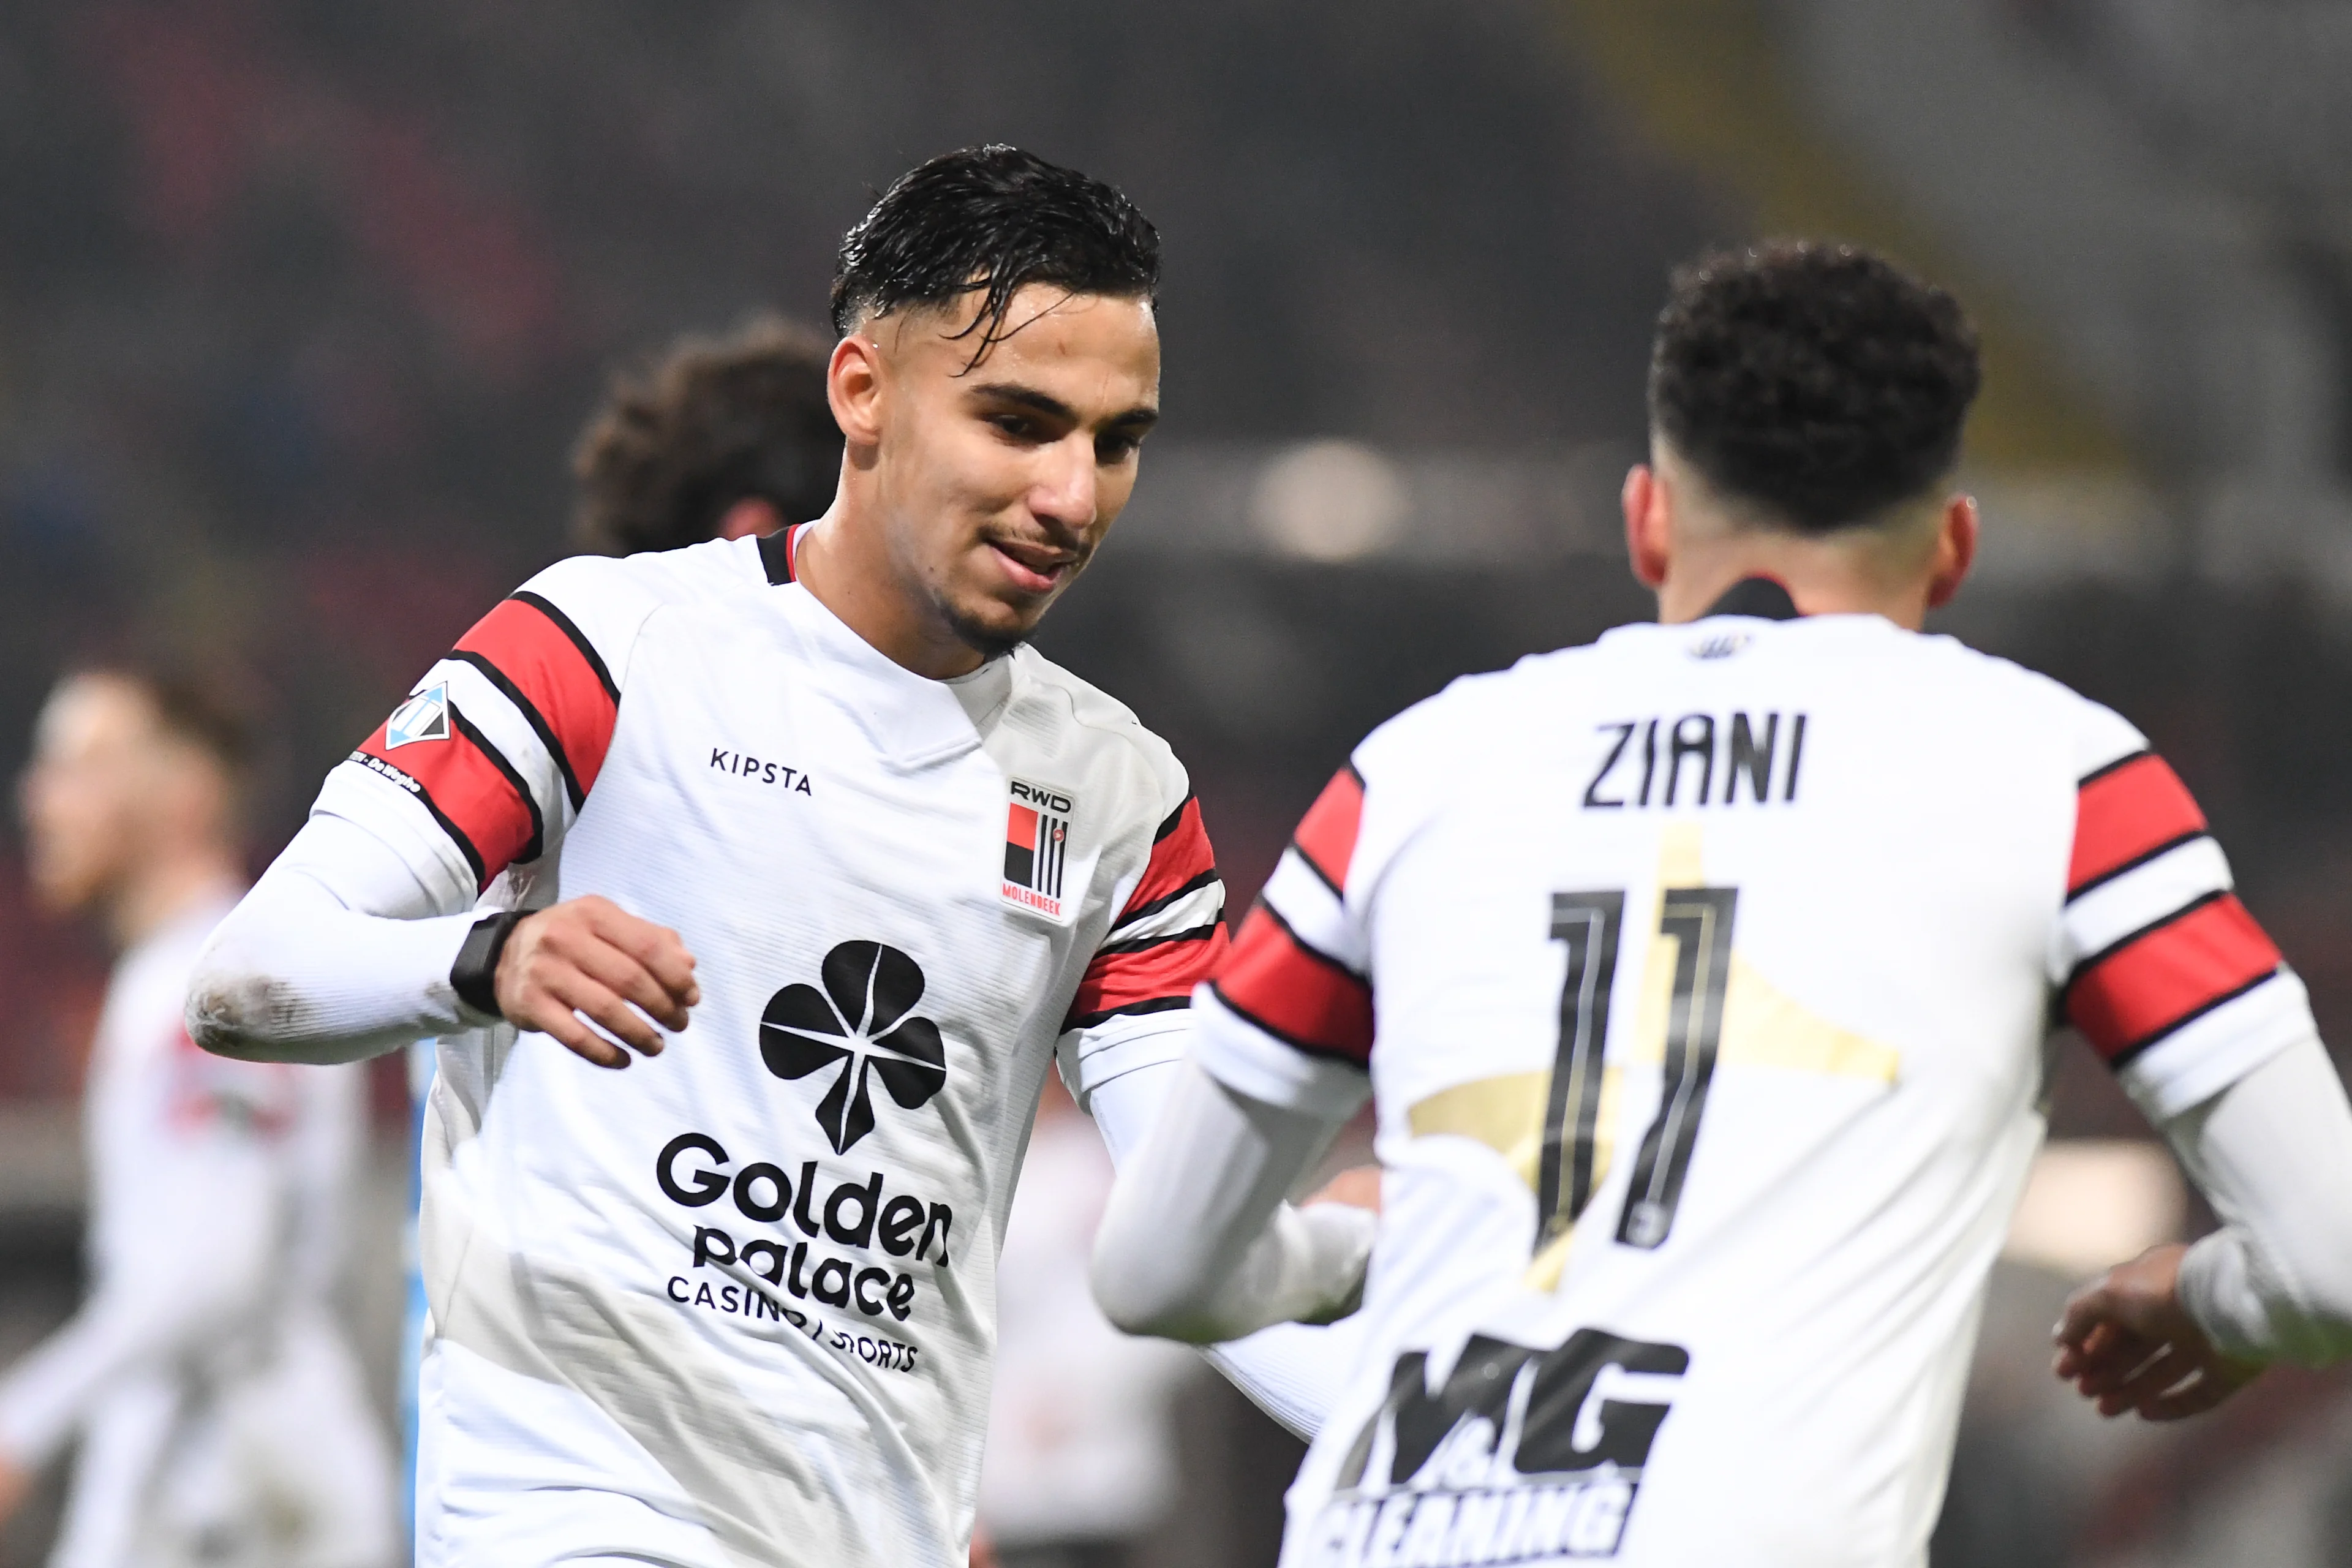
[2167, 1035, 2352, 1365]
[187, 813, 482, 1064]
[1091, 1060, 1369, 1344]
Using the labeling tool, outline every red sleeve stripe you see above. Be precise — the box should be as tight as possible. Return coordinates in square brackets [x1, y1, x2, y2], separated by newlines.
[449, 708, 543, 864]
[1211, 902, 1374, 1065]
[454, 596, 620, 800]
[1291, 765, 1365, 897]
[2070, 751, 2210, 902]
[2064, 891, 2283, 1063]
[352, 710, 543, 891]
[449, 650, 581, 810]
[1066, 923, 1230, 1030]
[1121, 796, 1218, 919]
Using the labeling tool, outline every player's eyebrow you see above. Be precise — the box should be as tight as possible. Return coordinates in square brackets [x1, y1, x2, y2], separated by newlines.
[969, 383, 1159, 433]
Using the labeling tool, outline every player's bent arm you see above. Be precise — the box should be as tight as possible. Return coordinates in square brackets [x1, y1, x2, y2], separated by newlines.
[1091, 1060, 1371, 1344]
[1082, 1054, 1372, 1438]
[2168, 1034, 2352, 1365]
[189, 813, 700, 1068]
[187, 813, 484, 1063]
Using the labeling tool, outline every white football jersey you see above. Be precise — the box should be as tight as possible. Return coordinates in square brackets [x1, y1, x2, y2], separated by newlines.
[318, 529, 1228, 1567]
[1191, 591, 2310, 1568]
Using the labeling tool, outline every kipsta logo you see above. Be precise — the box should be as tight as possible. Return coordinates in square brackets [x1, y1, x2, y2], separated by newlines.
[760, 941, 946, 1154]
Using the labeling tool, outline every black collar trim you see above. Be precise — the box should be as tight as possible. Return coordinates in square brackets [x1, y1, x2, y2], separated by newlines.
[1705, 576, 1799, 620]
[757, 526, 797, 584]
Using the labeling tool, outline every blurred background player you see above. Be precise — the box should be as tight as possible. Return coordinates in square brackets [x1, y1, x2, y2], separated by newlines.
[1093, 243, 2352, 1567]
[571, 314, 845, 556]
[0, 666, 393, 1568]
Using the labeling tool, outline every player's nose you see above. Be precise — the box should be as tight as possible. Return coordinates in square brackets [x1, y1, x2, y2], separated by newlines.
[1026, 435, 1099, 536]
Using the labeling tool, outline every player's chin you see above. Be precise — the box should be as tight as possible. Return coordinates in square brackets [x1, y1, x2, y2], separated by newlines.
[942, 589, 1054, 660]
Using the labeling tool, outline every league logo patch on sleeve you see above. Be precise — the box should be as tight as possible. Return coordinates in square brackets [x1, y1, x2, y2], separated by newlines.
[1001, 778, 1076, 920]
[383, 682, 451, 749]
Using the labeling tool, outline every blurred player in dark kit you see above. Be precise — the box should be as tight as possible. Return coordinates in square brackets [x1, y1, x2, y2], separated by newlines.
[3, 666, 393, 1568]
[190, 146, 1368, 1567]
[1096, 242, 2352, 1568]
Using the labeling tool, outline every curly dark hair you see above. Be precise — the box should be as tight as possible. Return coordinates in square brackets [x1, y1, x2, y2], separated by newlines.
[1648, 241, 1981, 532]
[571, 315, 842, 556]
[831, 144, 1159, 366]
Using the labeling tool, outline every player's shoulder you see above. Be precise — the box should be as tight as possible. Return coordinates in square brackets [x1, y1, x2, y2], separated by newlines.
[1006, 646, 1190, 818]
[1891, 630, 2147, 777]
[507, 540, 768, 685]
[516, 537, 764, 614]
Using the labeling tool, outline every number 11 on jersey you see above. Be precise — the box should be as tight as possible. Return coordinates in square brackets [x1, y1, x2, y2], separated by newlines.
[1542, 884, 1740, 1257]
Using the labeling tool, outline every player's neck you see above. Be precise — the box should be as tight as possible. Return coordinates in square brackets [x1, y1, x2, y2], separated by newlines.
[108, 846, 243, 951]
[791, 511, 989, 682]
[1656, 549, 1934, 630]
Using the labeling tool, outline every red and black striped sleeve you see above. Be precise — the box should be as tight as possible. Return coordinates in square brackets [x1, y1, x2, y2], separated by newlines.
[1064, 793, 1229, 1031]
[352, 591, 620, 891]
[1209, 764, 1374, 1067]
[2059, 749, 2283, 1068]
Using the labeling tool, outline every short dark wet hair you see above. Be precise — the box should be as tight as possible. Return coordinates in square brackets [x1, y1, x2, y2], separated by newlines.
[1648, 240, 1981, 532]
[830, 144, 1159, 365]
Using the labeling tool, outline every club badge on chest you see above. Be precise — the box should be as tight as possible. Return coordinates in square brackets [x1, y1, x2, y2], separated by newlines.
[1000, 776, 1084, 924]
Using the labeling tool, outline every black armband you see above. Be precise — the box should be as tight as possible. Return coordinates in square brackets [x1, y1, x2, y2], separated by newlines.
[451, 910, 528, 1019]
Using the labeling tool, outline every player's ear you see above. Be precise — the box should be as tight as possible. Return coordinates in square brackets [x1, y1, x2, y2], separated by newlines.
[827, 333, 885, 450]
[1623, 462, 1671, 590]
[1924, 492, 1978, 609]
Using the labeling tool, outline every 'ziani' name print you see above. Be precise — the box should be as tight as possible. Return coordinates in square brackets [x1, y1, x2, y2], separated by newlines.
[1582, 712, 1807, 810]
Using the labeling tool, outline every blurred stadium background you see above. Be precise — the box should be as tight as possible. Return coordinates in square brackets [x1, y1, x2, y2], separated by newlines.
[5, 2, 2352, 1564]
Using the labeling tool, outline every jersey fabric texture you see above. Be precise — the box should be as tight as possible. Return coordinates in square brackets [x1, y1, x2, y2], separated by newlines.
[317, 529, 1228, 1568]
[1191, 605, 2310, 1568]
[0, 892, 392, 1568]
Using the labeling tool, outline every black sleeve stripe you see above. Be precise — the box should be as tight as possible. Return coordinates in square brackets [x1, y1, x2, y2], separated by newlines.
[1207, 981, 1373, 1071]
[2065, 830, 2213, 906]
[511, 591, 621, 703]
[1109, 869, 1223, 935]
[450, 649, 586, 812]
[347, 750, 486, 889]
[2105, 968, 2284, 1069]
[448, 707, 545, 866]
[1153, 790, 1196, 843]
[2061, 888, 2227, 993]
[1065, 994, 1194, 1031]
[758, 528, 796, 585]
[1091, 922, 1223, 959]
[2077, 747, 2152, 790]
[1261, 899, 1370, 985]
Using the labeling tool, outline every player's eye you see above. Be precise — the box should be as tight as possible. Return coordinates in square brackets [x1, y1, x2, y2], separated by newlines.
[1096, 432, 1142, 463]
[987, 413, 1039, 442]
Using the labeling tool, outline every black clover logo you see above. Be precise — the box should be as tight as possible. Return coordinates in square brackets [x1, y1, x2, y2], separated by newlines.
[759, 941, 947, 1155]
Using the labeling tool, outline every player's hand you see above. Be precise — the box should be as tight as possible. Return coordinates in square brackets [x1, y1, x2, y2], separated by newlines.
[2054, 1243, 2261, 1422]
[1306, 1164, 1382, 1213]
[496, 895, 701, 1069]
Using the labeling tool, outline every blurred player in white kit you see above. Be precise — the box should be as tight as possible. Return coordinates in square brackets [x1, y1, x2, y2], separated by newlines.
[1, 666, 394, 1568]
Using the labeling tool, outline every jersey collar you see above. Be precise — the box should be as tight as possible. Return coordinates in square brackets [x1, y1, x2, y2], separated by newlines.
[1704, 576, 1800, 620]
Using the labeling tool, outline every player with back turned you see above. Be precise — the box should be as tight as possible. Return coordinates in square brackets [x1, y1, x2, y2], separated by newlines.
[183, 146, 1372, 1568]
[1093, 242, 2352, 1567]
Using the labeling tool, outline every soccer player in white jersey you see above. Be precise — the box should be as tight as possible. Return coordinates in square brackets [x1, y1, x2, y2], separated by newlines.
[1, 666, 393, 1568]
[1091, 242, 2352, 1567]
[183, 145, 1372, 1568]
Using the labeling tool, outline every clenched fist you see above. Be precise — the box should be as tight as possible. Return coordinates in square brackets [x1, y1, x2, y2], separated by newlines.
[496, 894, 701, 1069]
